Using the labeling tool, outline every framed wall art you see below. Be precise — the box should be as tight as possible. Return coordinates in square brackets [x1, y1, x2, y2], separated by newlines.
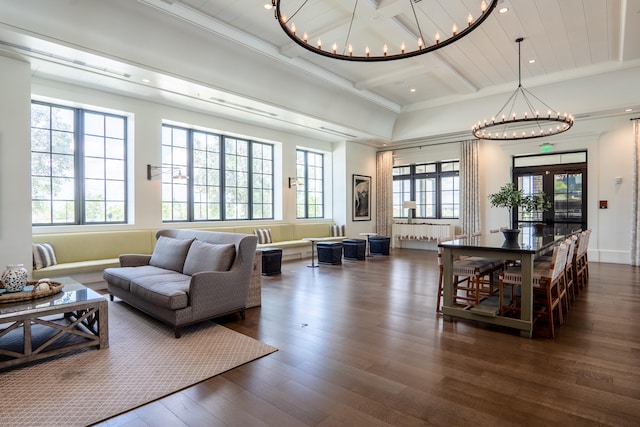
[352, 174, 371, 221]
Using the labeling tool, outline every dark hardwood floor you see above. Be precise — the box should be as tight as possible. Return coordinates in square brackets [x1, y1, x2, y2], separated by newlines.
[96, 249, 640, 427]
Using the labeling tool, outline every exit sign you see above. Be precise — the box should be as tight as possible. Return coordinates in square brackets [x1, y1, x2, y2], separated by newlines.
[540, 143, 553, 153]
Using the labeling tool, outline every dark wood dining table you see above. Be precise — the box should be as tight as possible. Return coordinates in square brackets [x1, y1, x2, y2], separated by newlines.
[438, 230, 564, 338]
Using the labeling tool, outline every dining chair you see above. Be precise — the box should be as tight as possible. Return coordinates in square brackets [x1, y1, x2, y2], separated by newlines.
[436, 234, 504, 312]
[499, 242, 569, 337]
[575, 229, 592, 291]
[564, 235, 578, 307]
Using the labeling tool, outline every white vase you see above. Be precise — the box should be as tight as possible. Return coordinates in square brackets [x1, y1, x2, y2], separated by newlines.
[2, 264, 29, 293]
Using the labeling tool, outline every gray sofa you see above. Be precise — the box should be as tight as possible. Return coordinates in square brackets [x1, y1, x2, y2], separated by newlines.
[104, 229, 258, 338]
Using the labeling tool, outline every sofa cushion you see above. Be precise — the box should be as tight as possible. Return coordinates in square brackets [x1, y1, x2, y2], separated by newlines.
[183, 240, 236, 275]
[149, 236, 195, 273]
[130, 273, 191, 310]
[254, 228, 272, 244]
[104, 265, 172, 293]
[33, 243, 57, 269]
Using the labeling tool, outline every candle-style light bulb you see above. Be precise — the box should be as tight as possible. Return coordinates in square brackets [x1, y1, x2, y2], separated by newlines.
[435, 32, 440, 44]
[365, 46, 370, 58]
[303, 32, 308, 43]
[452, 24, 458, 36]
[317, 39, 322, 49]
[481, 1, 487, 12]
[291, 23, 296, 34]
[332, 43, 337, 54]
[468, 14, 473, 26]
[348, 44, 353, 56]
[418, 38, 423, 49]
[401, 42, 405, 54]
[383, 44, 388, 56]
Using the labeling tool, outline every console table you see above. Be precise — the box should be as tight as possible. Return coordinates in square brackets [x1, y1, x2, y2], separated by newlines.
[392, 223, 455, 248]
[0, 277, 108, 369]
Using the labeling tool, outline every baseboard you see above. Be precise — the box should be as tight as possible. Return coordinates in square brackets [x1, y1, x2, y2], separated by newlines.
[589, 249, 629, 265]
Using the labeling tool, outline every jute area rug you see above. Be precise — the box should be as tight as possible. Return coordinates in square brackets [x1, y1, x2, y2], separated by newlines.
[0, 300, 277, 427]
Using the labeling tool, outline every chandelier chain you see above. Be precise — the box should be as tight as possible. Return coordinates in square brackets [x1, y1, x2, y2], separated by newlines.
[342, 0, 359, 56]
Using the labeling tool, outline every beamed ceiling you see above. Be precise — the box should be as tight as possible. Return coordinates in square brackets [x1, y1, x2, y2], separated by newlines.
[1, 0, 639, 146]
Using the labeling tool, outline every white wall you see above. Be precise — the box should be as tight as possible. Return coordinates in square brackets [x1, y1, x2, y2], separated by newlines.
[29, 77, 336, 237]
[0, 56, 32, 271]
[344, 142, 377, 237]
[391, 114, 635, 263]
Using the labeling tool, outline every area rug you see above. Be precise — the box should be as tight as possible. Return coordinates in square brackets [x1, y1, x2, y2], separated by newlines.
[0, 300, 277, 427]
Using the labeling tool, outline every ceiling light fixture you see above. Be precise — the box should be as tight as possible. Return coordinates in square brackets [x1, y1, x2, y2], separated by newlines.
[472, 37, 574, 141]
[271, 0, 498, 62]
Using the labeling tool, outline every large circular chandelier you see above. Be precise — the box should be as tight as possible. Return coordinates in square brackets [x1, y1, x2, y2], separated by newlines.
[472, 38, 574, 141]
[271, 0, 498, 62]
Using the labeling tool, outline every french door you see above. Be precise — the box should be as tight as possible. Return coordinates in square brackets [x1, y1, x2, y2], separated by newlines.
[514, 161, 587, 234]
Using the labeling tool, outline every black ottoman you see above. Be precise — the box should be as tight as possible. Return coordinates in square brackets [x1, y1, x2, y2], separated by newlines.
[369, 236, 391, 255]
[260, 248, 282, 275]
[343, 239, 366, 260]
[317, 241, 343, 265]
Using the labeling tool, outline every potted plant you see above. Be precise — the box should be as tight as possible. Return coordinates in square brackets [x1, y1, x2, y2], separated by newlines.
[523, 191, 552, 234]
[488, 183, 527, 241]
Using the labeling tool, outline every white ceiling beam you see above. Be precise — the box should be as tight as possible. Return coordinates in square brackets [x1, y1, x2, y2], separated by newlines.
[136, 0, 400, 112]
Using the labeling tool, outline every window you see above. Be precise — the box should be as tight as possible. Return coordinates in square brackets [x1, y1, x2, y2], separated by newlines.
[162, 125, 273, 222]
[296, 149, 324, 218]
[31, 102, 127, 225]
[393, 161, 459, 219]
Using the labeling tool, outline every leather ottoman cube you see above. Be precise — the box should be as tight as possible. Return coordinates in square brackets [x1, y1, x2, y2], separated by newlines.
[260, 248, 282, 275]
[317, 242, 343, 265]
[369, 236, 391, 255]
[343, 239, 366, 260]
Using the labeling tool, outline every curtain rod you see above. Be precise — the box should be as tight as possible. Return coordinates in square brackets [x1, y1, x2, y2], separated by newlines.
[631, 117, 640, 121]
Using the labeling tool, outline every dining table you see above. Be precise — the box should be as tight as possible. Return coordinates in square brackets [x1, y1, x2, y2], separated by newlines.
[438, 229, 565, 338]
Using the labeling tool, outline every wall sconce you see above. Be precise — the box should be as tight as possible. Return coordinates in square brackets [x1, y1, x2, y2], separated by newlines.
[288, 177, 304, 188]
[147, 164, 189, 181]
[403, 200, 417, 224]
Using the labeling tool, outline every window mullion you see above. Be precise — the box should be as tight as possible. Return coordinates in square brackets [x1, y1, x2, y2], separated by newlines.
[76, 109, 85, 224]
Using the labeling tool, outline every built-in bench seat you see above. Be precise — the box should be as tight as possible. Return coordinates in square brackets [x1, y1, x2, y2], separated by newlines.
[32, 230, 156, 286]
[30, 221, 340, 300]
[198, 222, 341, 260]
[33, 228, 263, 307]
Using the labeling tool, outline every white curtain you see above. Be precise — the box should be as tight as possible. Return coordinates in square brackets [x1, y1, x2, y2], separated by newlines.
[631, 119, 640, 265]
[460, 140, 480, 235]
[376, 151, 393, 237]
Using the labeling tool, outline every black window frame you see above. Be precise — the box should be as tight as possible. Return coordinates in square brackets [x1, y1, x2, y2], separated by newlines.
[393, 161, 460, 219]
[161, 124, 274, 222]
[30, 101, 128, 226]
[295, 149, 324, 219]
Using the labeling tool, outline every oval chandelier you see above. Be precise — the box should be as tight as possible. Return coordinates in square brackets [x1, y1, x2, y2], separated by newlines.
[271, 0, 498, 62]
[472, 38, 574, 141]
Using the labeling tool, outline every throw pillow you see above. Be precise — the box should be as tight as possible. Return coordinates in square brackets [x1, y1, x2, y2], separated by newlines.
[254, 228, 272, 244]
[149, 236, 195, 273]
[32, 243, 57, 270]
[183, 240, 236, 275]
[330, 225, 346, 237]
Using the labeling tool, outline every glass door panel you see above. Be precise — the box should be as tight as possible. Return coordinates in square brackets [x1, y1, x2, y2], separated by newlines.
[514, 162, 586, 234]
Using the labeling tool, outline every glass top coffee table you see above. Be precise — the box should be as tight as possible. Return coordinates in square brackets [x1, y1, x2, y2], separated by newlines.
[0, 277, 109, 370]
